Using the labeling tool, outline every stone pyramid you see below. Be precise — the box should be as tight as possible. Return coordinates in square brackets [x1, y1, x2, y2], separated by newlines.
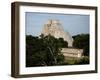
[41, 19, 73, 47]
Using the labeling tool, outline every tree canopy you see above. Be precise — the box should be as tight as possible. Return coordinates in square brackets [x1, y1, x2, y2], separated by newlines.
[72, 34, 89, 56]
[26, 34, 68, 67]
[26, 34, 90, 67]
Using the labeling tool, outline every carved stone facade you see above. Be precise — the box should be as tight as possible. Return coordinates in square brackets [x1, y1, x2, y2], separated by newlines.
[42, 19, 73, 47]
[61, 48, 83, 58]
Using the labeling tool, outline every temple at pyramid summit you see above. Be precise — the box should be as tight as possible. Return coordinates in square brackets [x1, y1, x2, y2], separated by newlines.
[42, 19, 73, 47]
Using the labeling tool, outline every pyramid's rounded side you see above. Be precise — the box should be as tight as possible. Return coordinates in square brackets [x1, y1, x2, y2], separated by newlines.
[41, 19, 74, 47]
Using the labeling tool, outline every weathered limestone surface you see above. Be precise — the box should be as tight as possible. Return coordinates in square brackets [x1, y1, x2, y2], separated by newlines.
[61, 48, 83, 58]
[42, 19, 73, 47]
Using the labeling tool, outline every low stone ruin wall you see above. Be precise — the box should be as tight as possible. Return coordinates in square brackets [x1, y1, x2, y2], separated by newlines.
[61, 48, 83, 58]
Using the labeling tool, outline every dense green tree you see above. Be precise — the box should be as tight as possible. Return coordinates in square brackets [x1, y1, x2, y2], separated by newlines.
[72, 34, 89, 56]
[57, 38, 68, 48]
[26, 34, 68, 67]
[74, 56, 89, 64]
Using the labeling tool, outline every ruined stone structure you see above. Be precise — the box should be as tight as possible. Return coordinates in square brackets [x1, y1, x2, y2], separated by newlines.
[61, 48, 83, 58]
[41, 19, 83, 58]
[42, 19, 73, 47]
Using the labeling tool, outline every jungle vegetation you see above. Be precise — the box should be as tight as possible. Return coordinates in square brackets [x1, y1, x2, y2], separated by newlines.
[26, 34, 89, 67]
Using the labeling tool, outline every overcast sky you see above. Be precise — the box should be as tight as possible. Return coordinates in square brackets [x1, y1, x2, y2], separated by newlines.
[25, 12, 89, 36]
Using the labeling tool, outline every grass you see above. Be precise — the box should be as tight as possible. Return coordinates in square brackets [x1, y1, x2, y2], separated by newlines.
[61, 56, 89, 65]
